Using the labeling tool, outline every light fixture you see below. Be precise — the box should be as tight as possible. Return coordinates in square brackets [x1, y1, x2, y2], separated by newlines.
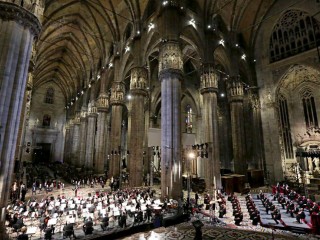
[219, 39, 225, 46]
[127, 94, 132, 100]
[125, 46, 130, 53]
[220, 93, 225, 97]
[163, 1, 168, 6]
[241, 54, 246, 60]
[97, 74, 101, 80]
[253, 59, 256, 62]
[148, 23, 155, 32]
[235, 43, 239, 47]
[189, 152, 195, 158]
[136, 30, 140, 35]
[207, 25, 211, 29]
[189, 18, 196, 28]
[109, 62, 113, 68]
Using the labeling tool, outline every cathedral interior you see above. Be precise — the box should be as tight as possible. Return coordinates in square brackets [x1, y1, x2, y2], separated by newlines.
[1, 0, 320, 238]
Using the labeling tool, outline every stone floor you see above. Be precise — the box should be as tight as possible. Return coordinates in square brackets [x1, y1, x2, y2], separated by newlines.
[6, 184, 320, 240]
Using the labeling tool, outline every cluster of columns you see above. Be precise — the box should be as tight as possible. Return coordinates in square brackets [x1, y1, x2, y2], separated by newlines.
[127, 67, 148, 186]
[0, 1, 41, 236]
[200, 64, 222, 190]
[227, 77, 247, 176]
[159, 41, 184, 199]
[65, 83, 109, 175]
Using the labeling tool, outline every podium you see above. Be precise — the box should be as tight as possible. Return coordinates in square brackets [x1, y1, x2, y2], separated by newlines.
[248, 169, 264, 188]
[231, 174, 246, 193]
[221, 176, 233, 194]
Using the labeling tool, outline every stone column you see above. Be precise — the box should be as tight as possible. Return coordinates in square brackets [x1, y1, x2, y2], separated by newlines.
[200, 64, 221, 190]
[128, 67, 148, 187]
[228, 77, 247, 176]
[79, 108, 87, 168]
[63, 121, 71, 164]
[85, 100, 97, 170]
[0, 3, 41, 228]
[71, 112, 81, 166]
[109, 82, 126, 178]
[159, 41, 183, 200]
[68, 120, 75, 164]
[95, 93, 109, 174]
[250, 93, 265, 170]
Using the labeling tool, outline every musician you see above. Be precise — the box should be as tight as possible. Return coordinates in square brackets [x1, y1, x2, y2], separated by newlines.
[296, 208, 306, 223]
[20, 183, 27, 202]
[100, 216, 109, 231]
[119, 212, 127, 228]
[17, 226, 28, 240]
[219, 204, 226, 218]
[83, 217, 94, 235]
[9, 213, 18, 227]
[146, 205, 152, 222]
[44, 225, 54, 240]
[63, 223, 77, 239]
[12, 215, 24, 232]
[271, 207, 281, 224]
[195, 192, 199, 205]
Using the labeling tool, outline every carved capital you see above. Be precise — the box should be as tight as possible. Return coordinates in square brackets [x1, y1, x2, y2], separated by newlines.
[0, 2, 41, 36]
[110, 82, 126, 106]
[250, 93, 261, 110]
[73, 112, 81, 125]
[96, 93, 109, 112]
[227, 77, 244, 102]
[200, 64, 218, 94]
[87, 100, 98, 116]
[159, 41, 183, 74]
[130, 67, 148, 91]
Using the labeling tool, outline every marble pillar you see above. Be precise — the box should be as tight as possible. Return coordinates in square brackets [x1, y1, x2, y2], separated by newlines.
[71, 112, 81, 166]
[159, 41, 183, 200]
[228, 77, 247, 176]
[85, 101, 97, 170]
[200, 64, 222, 190]
[95, 93, 109, 174]
[0, 3, 41, 229]
[128, 67, 148, 187]
[79, 108, 87, 168]
[63, 122, 70, 163]
[250, 93, 265, 170]
[109, 82, 126, 178]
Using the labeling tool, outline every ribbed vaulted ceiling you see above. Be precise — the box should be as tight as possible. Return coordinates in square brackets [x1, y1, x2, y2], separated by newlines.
[33, 0, 277, 101]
